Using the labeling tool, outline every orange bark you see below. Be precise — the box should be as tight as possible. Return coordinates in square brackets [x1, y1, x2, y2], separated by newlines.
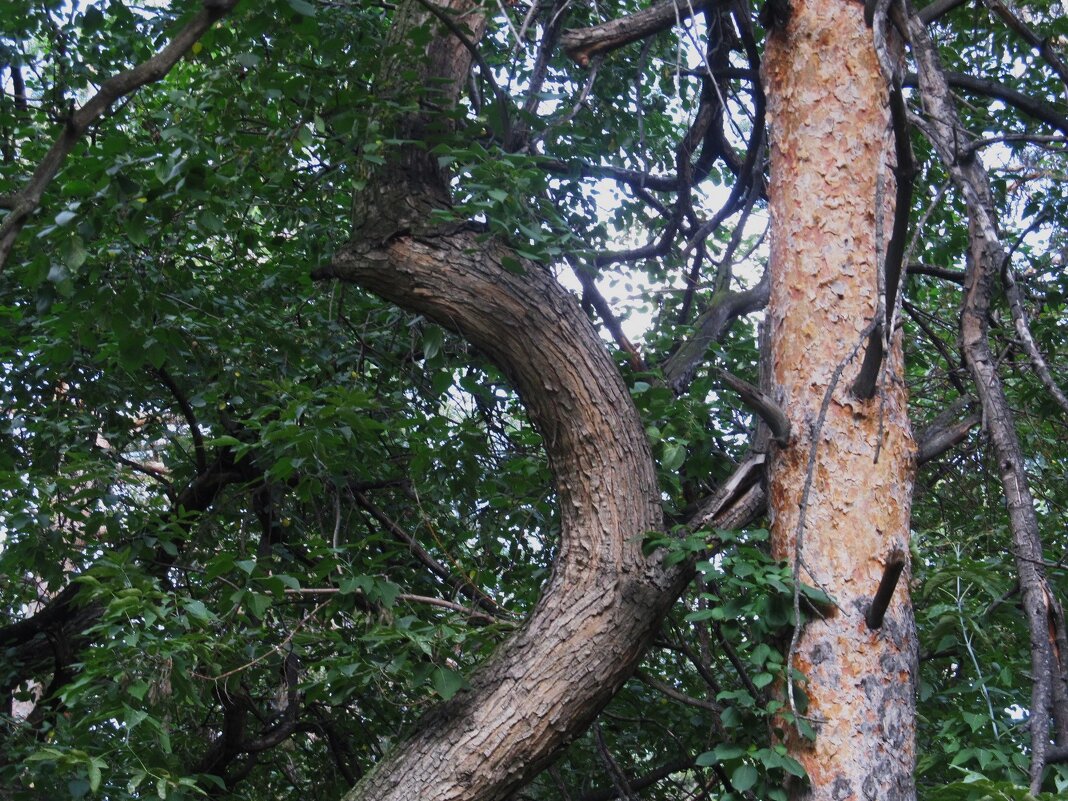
[763, 0, 917, 798]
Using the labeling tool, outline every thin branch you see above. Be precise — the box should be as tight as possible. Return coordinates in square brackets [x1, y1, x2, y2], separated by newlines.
[561, 0, 714, 66]
[1003, 265, 1068, 416]
[283, 587, 504, 625]
[902, 3, 1062, 786]
[718, 370, 790, 445]
[151, 366, 208, 472]
[660, 270, 770, 394]
[593, 218, 679, 269]
[0, 0, 242, 271]
[965, 133, 1068, 155]
[192, 601, 329, 681]
[573, 266, 646, 370]
[917, 0, 969, 23]
[577, 757, 695, 801]
[981, 0, 1068, 92]
[787, 321, 876, 721]
[907, 262, 966, 283]
[903, 299, 969, 395]
[529, 56, 602, 148]
[351, 490, 503, 615]
[634, 670, 722, 713]
[903, 70, 1068, 136]
[711, 620, 766, 705]
[593, 723, 638, 801]
[539, 157, 681, 192]
[865, 549, 907, 629]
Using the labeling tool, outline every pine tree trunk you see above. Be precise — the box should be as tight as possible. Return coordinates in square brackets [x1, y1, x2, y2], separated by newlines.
[763, 1, 918, 798]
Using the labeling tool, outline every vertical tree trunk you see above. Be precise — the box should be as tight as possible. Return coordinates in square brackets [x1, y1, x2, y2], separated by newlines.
[763, 2, 918, 799]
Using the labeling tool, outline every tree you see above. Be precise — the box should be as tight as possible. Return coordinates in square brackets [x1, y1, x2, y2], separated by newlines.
[0, 0, 1066, 800]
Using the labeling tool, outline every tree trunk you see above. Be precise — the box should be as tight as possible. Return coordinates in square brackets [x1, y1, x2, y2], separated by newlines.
[902, 9, 1068, 786]
[763, 1, 918, 799]
[314, 3, 695, 798]
[321, 231, 689, 801]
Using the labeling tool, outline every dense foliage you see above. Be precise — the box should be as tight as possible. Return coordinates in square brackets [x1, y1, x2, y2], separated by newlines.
[1, 0, 1066, 799]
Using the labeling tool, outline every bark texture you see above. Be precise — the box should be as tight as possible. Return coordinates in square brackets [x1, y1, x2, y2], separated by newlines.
[902, 8, 1068, 786]
[311, 4, 709, 797]
[763, 1, 917, 798]
[320, 233, 688, 801]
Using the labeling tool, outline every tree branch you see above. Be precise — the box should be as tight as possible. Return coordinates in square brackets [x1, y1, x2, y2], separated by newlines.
[981, 0, 1068, 90]
[661, 271, 770, 394]
[351, 490, 503, 616]
[578, 757, 695, 801]
[0, 0, 242, 271]
[151, 366, 208, 472]
[320, 227, 690, 801]
[916, 0, 969, 23]
[561, 0, 715, 67]
[903, 70, 1068, 136]
[718, 370, 790, 445]
[1003, 265, 1068, 416]
[903, 5, 1063, 788]
[914, 397, 981, 463]
[907, 262, 966, 283]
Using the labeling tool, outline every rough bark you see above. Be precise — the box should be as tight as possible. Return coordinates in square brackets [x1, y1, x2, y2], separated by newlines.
[902, 7, 1068, 788]
[763, 1, 917, 798]
[320, 232, 690, 801]
[308, 4, 694, 798]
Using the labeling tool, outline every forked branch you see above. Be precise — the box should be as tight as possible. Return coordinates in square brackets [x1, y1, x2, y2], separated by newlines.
[0, 0, 242, 271]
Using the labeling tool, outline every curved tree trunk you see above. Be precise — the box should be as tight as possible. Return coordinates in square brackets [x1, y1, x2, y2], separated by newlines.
[320, 231, 688, 801]
[763, 1, 918, 798]
[311, 4, 695, 798]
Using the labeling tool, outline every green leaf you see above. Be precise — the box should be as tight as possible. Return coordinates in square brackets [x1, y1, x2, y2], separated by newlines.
[780, 755, 806, 778]
[63, 236, 88, 270]
[662, 442, 686, 471]
[431, 666, 465, 700]
[730, 764, 759, 792]
[245, 592, 271, 618]
[183, 599, 214, 622]
[422, 325, 443, 361]
[698, 743, 745, 765]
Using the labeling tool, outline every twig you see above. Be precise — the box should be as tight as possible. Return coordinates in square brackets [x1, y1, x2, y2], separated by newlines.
[593, 723, 638, 801]
[0, 0, 242, 271]
[352, 490, 503, 615]
[151, 366, 207, 472]
[192, 600, 329, 681]
[283, 587, 504, 625]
